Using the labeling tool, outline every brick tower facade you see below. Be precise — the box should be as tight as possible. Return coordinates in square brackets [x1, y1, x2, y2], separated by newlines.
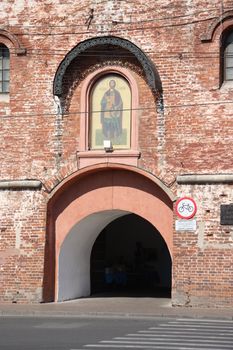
[0, 0, 232, 306]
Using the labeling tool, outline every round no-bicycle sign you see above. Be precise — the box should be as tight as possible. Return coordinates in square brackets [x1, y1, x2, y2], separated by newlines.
[175, 197, 197, 219]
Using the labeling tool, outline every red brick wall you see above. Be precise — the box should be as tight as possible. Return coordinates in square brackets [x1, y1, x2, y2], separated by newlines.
[0, 0, 232, 305]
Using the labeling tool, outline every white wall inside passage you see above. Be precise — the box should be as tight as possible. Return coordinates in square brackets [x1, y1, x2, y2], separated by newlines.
[58, 210, 129, 301]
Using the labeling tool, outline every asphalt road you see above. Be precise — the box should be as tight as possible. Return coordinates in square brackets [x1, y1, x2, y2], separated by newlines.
[0, 316, 232, 350]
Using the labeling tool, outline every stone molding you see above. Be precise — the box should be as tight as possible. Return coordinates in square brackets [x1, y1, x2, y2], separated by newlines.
[0, 180, 42, 189]
[177, 174, 233, 184]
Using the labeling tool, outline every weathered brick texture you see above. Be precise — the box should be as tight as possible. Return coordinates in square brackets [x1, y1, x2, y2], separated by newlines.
[0, 0, 232, 305]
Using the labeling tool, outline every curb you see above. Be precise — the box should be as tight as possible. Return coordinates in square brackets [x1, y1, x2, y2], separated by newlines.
[0, 309, 232, 320]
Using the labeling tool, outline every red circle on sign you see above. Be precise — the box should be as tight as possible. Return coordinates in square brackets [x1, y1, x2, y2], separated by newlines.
[175, 197, 197, 219]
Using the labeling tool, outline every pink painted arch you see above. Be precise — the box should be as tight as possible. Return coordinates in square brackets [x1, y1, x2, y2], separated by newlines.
[43, 164, 175, 302]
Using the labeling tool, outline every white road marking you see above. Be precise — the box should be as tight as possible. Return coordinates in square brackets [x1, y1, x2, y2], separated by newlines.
[151, 324, 233, 329]
[84, 344, 211, 350]
[126, 332, 233, 339]
[139, 329, 233, 334]
[114, 336, 233, 344]
[71, 318, 233, 350]
[177, 318, 233, 323]
[100, 340, 233, 347]
[84, 345, 225, 349]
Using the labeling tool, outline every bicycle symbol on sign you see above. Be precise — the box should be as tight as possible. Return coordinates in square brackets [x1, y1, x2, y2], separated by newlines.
[178, 203, 194, 213]
[175, 197, 197, 219]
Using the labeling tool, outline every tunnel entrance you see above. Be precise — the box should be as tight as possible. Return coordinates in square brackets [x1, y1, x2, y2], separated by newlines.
[90, 213, 171, 297]
[44, 165, 175, 302]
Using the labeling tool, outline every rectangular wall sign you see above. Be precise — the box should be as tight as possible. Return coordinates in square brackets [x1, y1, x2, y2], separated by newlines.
[175, 219, 197, 231]
[220, 204, 233, 225]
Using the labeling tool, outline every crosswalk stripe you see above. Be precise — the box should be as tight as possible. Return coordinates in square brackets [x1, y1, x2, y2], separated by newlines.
[72, 318, 233, 350]
[150, 324, 233, 329]
[139, 329, 233, 334]
[100, 340, 233, 347]
[177, 318, 233, 323]
[145, 327, 233, 332]
[114, 336, 233, 344]
[126, 332, 233, 339]
[84, 345, 230, 349]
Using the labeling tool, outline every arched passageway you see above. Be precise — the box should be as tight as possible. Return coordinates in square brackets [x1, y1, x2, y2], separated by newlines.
[58, 210, 129, 301]
[44, 165, 175, 302]
[91, 213, 171, 297]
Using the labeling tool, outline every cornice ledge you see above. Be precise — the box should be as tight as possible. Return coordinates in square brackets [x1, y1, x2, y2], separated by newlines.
[0, 180, 42, 190]
[177, 174, 233, 184]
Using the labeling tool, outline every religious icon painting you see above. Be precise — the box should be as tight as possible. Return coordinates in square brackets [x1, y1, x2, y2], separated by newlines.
[90, 74, 131, 149]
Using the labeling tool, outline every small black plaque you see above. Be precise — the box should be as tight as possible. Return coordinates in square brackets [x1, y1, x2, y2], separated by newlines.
[220, 204, 233, 225]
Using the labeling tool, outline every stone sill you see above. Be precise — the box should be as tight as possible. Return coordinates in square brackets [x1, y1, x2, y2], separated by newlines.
[220, 81, 233, 91]
[0, 93, 9, 103]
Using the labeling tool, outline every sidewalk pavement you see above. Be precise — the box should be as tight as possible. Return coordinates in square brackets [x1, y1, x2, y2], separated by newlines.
[0, 297, 232, 320]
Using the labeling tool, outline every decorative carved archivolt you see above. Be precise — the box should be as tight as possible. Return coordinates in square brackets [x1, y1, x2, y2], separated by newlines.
[53, 36, 162, 96]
